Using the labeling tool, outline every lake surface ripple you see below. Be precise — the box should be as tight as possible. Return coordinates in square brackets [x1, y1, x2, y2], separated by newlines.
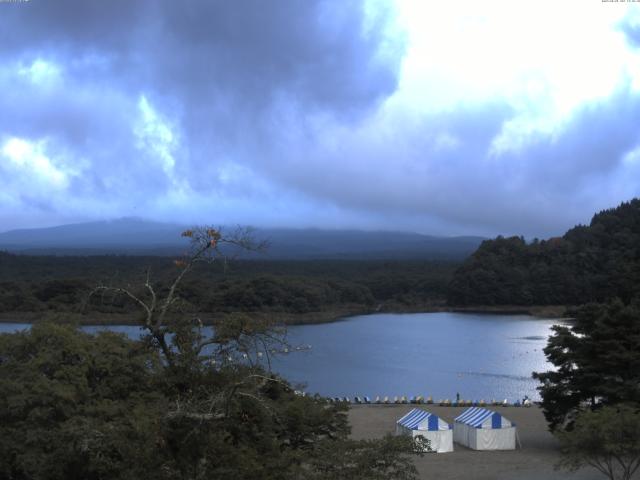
[0, 312, 562, 401]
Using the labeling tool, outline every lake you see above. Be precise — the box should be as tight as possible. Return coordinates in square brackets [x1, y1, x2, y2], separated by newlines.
[0, 312, 561, 401]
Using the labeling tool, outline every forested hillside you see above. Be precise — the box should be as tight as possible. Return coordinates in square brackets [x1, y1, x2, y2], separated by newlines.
[448, 199, 640, 306]
[0, 254, 456, 323]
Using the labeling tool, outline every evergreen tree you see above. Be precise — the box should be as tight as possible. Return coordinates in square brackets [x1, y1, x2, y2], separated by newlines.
[533, 299, 640, 430]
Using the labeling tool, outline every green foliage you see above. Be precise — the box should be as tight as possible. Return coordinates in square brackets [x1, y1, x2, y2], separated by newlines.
[0, 323, 422, 479]
[0, 323, 164, 480]
[556, 405, 640, 480]
[2, 229, 427, 479]
[0, 229, 427, 478]
[448, 199, 640, 306]
[533, 299, 640, 430]
[0, 254, 456, 319]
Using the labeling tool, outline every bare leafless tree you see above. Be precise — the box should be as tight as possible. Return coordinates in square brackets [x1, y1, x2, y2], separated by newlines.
[86, 226, 306, 426]
[89, 226, 276, 368]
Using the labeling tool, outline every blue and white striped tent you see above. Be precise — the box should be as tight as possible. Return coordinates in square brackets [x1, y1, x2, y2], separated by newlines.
[455, 407, 513, 429]
[395, 408, 453, 453]
[453, 407, 516, 450]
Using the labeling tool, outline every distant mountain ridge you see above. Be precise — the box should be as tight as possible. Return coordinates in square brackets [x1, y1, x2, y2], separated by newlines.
[0, 218, 484, 260]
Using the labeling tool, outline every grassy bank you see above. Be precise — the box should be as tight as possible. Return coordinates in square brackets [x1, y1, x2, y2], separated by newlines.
[0, 303, 568, 327]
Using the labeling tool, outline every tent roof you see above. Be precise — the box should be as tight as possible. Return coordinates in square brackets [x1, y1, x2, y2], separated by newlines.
[397, 408, 449, 431]
[454, 407, 512, 428]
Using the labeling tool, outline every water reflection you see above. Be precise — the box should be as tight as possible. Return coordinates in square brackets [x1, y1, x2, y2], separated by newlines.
[0, 312, 564, 401]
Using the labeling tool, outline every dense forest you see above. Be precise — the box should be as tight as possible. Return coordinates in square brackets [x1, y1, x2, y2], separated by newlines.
[0, 254, 456, 324]
[0, 231, 427, 479]
[0, 230, 431, 480]
[448, 199, 640, 306]
[4, 199, 640, 322]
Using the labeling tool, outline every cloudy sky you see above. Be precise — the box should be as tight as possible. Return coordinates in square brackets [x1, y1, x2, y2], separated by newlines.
[1, 0, 640, 237]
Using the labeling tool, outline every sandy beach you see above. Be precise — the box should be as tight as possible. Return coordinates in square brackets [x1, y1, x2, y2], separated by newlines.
[348, 405, 610, 480]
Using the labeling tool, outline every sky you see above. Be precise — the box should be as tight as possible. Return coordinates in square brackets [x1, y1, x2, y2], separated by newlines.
[1, 0, 640, 237]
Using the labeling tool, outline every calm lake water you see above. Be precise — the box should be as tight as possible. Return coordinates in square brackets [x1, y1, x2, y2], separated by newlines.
[0, 312, 561, 401]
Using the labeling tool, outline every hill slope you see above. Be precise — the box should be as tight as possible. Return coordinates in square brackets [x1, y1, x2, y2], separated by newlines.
[447, 199, 640, 305]
[0, 219, 483, 260]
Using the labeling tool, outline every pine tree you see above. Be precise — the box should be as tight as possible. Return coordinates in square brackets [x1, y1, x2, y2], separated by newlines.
[534, 299, 640, 430]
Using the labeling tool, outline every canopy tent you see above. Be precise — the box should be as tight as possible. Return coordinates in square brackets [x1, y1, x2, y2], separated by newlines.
[453, 407, 516, 450]
[395, 408, 454, 453]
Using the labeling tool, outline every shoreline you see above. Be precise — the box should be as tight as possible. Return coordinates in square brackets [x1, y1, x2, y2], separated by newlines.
[0, 304, 569, 326]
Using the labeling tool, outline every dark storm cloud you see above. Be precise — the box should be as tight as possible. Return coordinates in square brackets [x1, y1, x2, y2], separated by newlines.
[0, 0, 403, 229]
[0, 0, 398, 113]
[1, 1, 639, 237]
